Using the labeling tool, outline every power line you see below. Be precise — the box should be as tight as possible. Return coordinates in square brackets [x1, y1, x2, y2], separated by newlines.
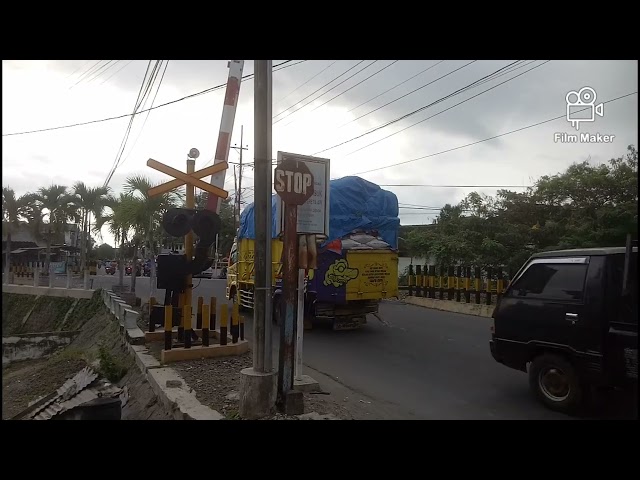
[103, 61, 156, 187]
[344, 61, 548, 158]
[86, 60, 121, 84]
[100, 60, 135, 85]
[3, 60, 303, 137]
[65, 60, 92, 79]
[341, 60, 446, 118]
[74, 60, 116, 88]
[69, 60, 106, 88]
[278, 60, 400, 130]
[274, 60, 338, 107]
[334, 60, 478, 133]
[349, 90, 637, 176]
[119, 61, 170, 169]
[272, 61, 366, 122]
[312, 60, 523, 156]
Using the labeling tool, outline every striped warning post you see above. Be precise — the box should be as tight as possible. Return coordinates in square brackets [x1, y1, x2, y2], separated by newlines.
[206, 60, 245, 214]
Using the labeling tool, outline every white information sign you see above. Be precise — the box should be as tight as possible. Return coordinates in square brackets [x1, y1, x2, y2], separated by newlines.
[275, 151, 330, 236]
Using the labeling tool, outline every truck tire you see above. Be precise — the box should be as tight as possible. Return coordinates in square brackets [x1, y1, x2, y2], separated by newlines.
[529, 353, 583, 414]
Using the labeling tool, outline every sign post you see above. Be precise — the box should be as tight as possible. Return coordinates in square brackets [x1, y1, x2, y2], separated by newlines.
[274, 157, 314, 406]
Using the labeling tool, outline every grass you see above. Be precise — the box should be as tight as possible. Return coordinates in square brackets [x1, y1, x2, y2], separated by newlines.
[2, 293, 38, 334]
[64, 289, 105, 331]
[97, 344, 128, 383]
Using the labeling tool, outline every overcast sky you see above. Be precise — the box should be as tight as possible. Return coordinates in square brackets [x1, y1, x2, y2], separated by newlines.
[2, 59, 637, 248]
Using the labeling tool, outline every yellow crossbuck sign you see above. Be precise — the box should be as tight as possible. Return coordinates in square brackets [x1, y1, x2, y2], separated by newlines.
[146, 158, 230, 199]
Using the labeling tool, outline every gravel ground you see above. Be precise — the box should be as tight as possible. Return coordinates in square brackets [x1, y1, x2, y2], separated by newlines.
[145, 342, 355, 420]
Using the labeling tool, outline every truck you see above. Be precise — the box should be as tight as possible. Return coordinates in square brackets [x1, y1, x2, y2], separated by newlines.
[226, 176, 400, 330]
[490, 239, 638, 415]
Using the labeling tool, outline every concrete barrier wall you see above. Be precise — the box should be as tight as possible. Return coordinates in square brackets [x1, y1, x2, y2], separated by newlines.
[2, 331, 81, 366]
[404, 296, 495, 318]
[2, 284, 95, 299]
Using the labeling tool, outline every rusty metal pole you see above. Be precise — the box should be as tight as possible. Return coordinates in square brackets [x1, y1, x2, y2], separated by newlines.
[278, 203, 298, 405]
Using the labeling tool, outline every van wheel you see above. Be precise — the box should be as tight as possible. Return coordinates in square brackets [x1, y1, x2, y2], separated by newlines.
[529, 353, 583, 414]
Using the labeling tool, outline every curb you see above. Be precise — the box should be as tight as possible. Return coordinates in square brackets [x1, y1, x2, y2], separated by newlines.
[102, 289, 225, 420]
[403, 296, 495, 318]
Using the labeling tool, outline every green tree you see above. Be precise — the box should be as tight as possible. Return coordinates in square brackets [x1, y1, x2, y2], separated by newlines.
[2, 187, 33, 277]
[72, 182, 110, 272]
[406, 145, 638, 275]
[122, 175, 181, 294]
[31, 185, 79, 274]
[95, 193, 134, 288]
[96, 243, 115, 260]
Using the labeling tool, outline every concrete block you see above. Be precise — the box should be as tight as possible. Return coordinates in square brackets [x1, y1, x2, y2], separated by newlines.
[147, 368, 224, 420]
[117, 302, 130, 322]
[124, 308, 139, 329]
[126, 327, 146, 345]
[404, 296, 496, 318]
[294, 374, 321, 393]
[127, 344, 161, 371]
[284, 390, 304, 415]
[160, 340, 249, 364]
[239, 367, 277, 420]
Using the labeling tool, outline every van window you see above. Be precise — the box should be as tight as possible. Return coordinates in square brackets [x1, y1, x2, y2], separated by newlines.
[511, 263, 588, 301]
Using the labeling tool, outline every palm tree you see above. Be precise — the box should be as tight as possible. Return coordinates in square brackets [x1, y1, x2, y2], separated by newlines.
[72, 182, 110, 271]
[122, 175, 181, 295]
[31, 185, 79, 274]
[2, 187, 33, 281]
[95, 193, 134, 288]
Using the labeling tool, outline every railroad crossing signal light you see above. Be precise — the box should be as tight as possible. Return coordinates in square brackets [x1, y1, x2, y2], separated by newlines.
[161, 208, 221, 243]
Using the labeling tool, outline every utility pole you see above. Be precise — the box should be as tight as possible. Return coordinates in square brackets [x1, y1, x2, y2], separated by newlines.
[230, 125, 248, 233]
[239, 60, 276, 419]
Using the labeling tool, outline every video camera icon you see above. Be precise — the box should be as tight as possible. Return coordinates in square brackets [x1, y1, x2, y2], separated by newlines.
[566, 87, 604, 131]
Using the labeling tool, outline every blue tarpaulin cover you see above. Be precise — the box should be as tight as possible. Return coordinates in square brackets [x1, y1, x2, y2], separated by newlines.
[238, 176, 400, 249]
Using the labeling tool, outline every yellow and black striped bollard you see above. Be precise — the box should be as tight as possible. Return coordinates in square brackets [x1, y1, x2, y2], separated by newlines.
[232, 303, 239, 344]
[196, 297, 203, 329]
[164, 306, 173, 351]
[184, 304, 192, 349]
[202, 303, 210, 347]
[219, 304, 228, 346]
[210, 297, 217, 330]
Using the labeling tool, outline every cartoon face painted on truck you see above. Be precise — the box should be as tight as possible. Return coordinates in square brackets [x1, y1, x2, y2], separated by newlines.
[323, 259, 359, 287]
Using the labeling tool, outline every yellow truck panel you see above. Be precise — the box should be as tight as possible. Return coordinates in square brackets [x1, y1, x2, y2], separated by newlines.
[234, 238, 283, 285]
[344, 250, 399, 301]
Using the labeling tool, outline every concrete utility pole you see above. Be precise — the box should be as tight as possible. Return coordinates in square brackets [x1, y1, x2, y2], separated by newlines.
[239, 60, 276, 419]
[231, 125, 249, 232]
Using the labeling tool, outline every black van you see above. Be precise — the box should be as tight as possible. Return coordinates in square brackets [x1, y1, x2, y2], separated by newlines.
[490, 242, 638, 414]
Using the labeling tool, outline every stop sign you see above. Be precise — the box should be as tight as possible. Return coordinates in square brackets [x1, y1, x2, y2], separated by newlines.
[274, 158, 314, 205]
